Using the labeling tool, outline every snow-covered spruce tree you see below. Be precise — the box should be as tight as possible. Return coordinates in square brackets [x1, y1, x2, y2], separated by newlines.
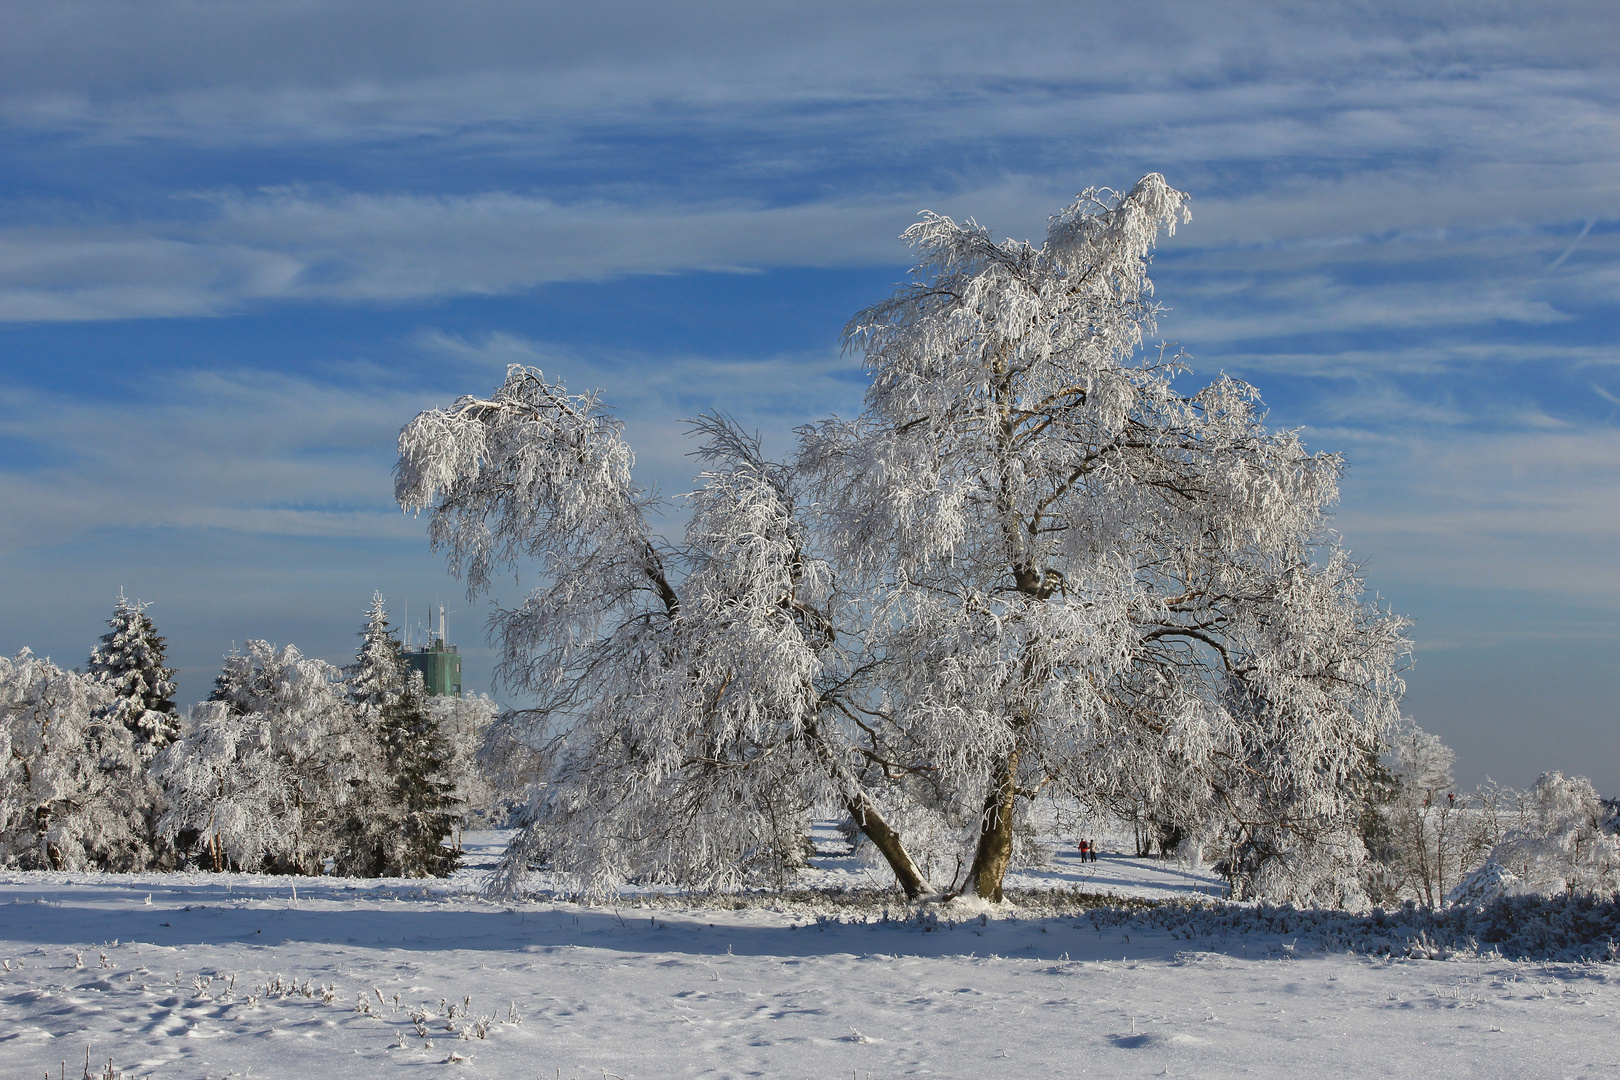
[336, 593, 469, 878]
[396, 375, 930, 898]
[801, 174, 1409, 902]
[379, 673, 463, 877]
[85, 592, 180, 762]
[334, 593, 407, 876]
[154, 640, 366, 874]
[0, 650, 155, 870]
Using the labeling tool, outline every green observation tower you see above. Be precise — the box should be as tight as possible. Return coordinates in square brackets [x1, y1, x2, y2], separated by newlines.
[405, 603, 462, 697]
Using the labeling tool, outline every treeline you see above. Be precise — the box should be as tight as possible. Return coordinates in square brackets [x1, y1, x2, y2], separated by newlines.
[0, 593, 492, 876]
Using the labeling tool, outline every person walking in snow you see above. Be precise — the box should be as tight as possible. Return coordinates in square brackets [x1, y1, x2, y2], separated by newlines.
[1078, 839, 1090, 862]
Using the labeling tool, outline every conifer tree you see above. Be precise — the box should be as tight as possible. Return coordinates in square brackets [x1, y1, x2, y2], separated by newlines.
[379, 672, 462, 877]
[86, 592, 180, 762]
[336, 594, 463, 877]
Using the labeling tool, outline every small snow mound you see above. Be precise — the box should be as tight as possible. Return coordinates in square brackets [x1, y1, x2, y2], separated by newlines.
[1447, 860, 1519, 907]
[940, 894, 1006, 918]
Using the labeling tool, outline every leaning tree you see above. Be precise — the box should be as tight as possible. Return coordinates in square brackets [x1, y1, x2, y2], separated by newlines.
[395, 376, 931, 897]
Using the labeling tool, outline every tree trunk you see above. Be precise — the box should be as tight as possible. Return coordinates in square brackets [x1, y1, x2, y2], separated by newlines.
[805, 717, 933, 899]
[966, 748, 1020, 901]
[845, 791, 932, 900]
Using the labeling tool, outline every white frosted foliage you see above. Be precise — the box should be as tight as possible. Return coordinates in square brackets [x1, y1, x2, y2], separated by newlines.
[85, 591, 181, 761]
[0, 650, 154, 870]
[397, 175, 1413, 905]
[155, 641, 367, 874]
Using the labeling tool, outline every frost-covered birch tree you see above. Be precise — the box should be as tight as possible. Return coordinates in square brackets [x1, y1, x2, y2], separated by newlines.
[397, 375, 930, 897]
[155, 641, 368, 874]
[803, 174, 1408, 902]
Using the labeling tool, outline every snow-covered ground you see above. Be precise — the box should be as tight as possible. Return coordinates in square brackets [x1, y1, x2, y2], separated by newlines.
[2, 828, 1617, 1079]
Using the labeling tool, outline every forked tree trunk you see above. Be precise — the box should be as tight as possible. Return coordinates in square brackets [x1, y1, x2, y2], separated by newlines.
[966, 748, 1020, 901]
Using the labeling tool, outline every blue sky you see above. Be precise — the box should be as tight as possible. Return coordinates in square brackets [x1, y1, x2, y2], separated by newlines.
[1, 1, 1616, 791]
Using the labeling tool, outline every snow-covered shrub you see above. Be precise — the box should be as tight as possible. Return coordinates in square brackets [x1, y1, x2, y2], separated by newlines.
[155, 640, 367, 874]
[1446, 860, 1520, 906]
[1094, 892, 1620, 964]
[0, 650, 157, 870]
[1479, 772, 1619, 899]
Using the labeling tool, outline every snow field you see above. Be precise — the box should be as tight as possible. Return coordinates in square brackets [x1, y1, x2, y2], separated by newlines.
[2, 832, 1617, 1079]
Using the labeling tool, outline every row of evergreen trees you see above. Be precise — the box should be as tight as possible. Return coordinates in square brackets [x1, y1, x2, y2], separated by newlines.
[0, 593, 492, 876]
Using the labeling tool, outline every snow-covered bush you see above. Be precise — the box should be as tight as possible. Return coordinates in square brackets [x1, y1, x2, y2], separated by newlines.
[155, 641, 368, 874]
[1091, 892, 1620, 964]
[1445, 860, 1521, 906]
[0, 650, 156, 870]
[1470, 772, 1620, 900]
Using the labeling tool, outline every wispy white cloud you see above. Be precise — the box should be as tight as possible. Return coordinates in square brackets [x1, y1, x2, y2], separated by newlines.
[0, 189, 937, 321]
[0, 369, 431, 551]
[4, 2, 1616, 146]
[0, 179, 1612, 330]
[0, 331, 868, 554]
[1324, 425, 1620, 603]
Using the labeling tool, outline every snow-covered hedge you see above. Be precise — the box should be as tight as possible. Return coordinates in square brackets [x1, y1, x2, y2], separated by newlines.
[1087, 894, 1620, 964]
